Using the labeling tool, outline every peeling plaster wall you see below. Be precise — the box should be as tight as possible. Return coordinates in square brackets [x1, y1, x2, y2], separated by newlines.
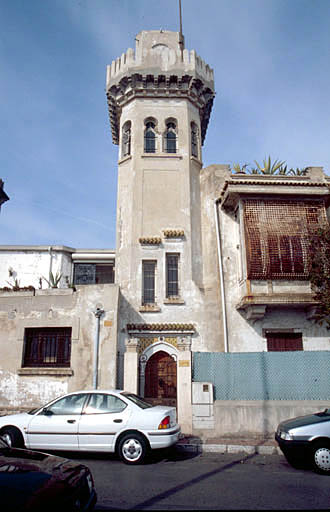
[0, 284, 119, 411]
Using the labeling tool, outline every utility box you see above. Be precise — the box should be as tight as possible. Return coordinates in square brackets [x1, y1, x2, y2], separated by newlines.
[192, 382, 214, 417]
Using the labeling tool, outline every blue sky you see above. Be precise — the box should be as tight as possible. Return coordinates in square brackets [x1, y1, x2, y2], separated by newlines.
[1, 0, 329, 249]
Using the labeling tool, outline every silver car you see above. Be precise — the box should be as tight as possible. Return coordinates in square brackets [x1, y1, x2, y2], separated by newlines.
[275, 408, 330, 474]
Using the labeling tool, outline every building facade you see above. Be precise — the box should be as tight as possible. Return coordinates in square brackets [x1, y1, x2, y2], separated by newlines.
[0, 30, 329, 438]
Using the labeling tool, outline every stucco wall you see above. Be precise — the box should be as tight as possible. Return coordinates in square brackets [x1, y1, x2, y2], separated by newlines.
[0, 284, 119, 412]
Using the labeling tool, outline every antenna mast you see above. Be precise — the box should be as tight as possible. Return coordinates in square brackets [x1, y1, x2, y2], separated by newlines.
[178, 0, 184, 60]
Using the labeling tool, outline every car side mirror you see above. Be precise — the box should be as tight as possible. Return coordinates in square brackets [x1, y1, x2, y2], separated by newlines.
[43, 408, 53, 416]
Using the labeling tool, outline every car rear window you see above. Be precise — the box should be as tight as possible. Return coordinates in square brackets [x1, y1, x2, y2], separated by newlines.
[121, 392, 153, 409]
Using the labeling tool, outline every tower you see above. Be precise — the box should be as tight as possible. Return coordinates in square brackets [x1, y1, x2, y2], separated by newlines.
[106, 30, 214, 431]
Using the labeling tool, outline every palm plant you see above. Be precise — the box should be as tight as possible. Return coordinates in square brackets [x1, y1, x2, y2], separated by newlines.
[42, 270, 62, 288]
[254, 156, 286, 175]
[233, 163, 249, 174]
[289, 167, 308, 176]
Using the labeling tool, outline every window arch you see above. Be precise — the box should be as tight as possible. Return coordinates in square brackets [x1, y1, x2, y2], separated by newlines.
[191, 122, 199, 158]
[121, 121, 131, 157]
[164, 119, 177, 154]
[144, 118, 157, 153]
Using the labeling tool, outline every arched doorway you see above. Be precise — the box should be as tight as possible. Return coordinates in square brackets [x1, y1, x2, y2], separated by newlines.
[144, 351, 177, 407]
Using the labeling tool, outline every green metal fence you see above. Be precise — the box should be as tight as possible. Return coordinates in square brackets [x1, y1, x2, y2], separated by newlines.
[192, 351, 330, 400]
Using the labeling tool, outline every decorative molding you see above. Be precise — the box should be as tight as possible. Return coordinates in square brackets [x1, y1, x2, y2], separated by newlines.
[139, 237, 161, 245]
[139, 304, 161, 313]
[127, 323, 195, 333]
[163, 229, 184, 239]
[163, 298, 185, 305]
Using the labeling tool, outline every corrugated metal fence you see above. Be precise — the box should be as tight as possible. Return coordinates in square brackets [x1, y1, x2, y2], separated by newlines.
[193, 351, 330, 400]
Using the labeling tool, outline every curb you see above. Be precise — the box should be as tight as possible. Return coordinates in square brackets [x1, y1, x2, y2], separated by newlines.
[176, 439, 283, 456]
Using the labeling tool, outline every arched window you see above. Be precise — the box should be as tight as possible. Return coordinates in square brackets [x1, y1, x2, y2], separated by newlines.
[121, 121, 131, 157]
[164, 121, 177, 153]
[144, 120, 156, 153]
[191, 122, 198, 158]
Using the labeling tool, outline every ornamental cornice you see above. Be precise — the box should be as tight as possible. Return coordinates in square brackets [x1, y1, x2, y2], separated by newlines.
[106, 73, 214, 145]
[127, 323, 195, 333]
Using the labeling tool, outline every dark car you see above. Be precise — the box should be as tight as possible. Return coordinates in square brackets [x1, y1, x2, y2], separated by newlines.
[275, 408, 330, 474]
[0, 436, 96, 511]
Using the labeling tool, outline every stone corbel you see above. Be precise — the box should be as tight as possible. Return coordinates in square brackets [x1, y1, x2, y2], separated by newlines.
[245, 305, 267, 321]
[177, 336, 192, 352]
[125, 337, 140, 353]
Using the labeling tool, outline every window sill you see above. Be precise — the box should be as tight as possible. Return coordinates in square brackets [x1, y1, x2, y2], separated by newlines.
[164, 298, 185, 305]
[141, 153, 183, 160]
[118, 155, 132, 165]
[190, 155, 203, 166]
[18, 368, 74, 376]
[139, 305, 161, 313]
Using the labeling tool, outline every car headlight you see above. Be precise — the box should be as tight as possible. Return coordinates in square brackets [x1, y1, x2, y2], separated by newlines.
[279, 430, 293, 441]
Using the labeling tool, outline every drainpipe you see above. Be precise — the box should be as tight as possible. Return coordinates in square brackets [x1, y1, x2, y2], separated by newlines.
[93, 307, 105, 389]
[214, 199, 229, 353]
[48, 246, 53, 278]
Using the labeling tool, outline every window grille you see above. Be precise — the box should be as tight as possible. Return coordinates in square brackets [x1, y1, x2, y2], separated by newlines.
[243, 199, 327, 280]
[23, 327, 72, 367]
[142, 261, 156, 304]
[73, 263, 115, 285]
[266, 333, 303, 351]
[166, 254, 179, 297]
[164, 122, 177, 153]
[144, 122, 156, 153]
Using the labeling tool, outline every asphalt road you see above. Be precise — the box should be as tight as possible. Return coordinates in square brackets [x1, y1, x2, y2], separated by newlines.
[59, 447, 330, 510]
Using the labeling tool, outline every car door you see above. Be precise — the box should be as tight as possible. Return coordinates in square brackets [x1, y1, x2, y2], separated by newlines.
[78, 393, 132, 452]
[26, 393, 88, 450]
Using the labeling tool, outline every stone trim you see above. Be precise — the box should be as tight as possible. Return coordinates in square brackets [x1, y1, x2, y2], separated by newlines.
[163, 229, 184, 238]
[18, 368, 74, 376]
[127, 323, 194, 333]
[139, 237, 162, 245]
[139, 305, 161, 313]
[163, 298, 185, 305]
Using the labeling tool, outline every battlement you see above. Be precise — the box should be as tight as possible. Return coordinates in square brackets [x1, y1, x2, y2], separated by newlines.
[106, 30, 214, 90]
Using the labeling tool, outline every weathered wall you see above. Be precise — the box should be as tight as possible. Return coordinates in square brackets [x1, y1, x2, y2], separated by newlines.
[193, 400, 330, 440]
[0, 284, 119, 412]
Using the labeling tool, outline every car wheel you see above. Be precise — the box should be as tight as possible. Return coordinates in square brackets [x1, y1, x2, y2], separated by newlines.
[1, 427, 24, 448]
[311, 441, 330, 474]
[118, 433, 148, 465]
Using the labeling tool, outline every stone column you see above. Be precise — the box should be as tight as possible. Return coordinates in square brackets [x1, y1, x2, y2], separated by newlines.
[123, 337, 139, 393]
[177, 336, 192, 434]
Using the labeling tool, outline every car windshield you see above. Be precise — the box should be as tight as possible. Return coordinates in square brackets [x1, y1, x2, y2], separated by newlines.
[121, 392, 153, 409]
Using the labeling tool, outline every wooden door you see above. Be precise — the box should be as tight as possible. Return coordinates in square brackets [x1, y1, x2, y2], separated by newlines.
[144, 351, 177, 406]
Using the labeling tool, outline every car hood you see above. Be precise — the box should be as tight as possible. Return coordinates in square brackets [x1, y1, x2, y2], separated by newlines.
[0, 412, 30, 427]
[0, 446, 90, 511]
[279, 411, 330, 431]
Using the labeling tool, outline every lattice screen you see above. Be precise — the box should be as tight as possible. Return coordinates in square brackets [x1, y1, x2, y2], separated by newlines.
[243, 199, 327, 280]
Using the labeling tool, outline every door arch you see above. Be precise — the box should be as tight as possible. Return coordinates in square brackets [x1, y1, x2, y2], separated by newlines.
[144, 351, 177, 406]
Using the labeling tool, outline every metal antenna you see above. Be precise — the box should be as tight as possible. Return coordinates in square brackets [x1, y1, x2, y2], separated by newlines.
[178, 0, 184, 60]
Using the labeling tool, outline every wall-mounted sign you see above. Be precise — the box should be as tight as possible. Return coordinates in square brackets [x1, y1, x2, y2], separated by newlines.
[179, 360, 190, 367]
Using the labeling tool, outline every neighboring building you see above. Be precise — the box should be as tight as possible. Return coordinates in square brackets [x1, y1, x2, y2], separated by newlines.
[0, 30, 329, 438]
[0, 180, 9, 211]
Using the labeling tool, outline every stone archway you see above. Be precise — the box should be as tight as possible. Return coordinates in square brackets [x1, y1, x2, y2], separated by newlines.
[144, 351, 177, 407]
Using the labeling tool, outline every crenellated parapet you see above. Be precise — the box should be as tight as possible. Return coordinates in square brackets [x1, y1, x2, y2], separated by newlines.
[106, 30, 215, 145]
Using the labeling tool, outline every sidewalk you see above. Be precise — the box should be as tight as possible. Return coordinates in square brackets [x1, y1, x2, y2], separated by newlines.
[177, 435, 283, 456]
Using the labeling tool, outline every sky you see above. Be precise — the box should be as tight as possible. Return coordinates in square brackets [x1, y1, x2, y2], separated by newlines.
[1, 0, 329, 249]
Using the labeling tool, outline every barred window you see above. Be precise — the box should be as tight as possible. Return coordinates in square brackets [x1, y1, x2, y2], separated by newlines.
[243, 199, 327, 280]
[73, 263, 114, 285]
[23, 327, 72, 367]
[142, 261, 156, 304]
[166, 253, 179, 298]
[266, 333, 303, 352]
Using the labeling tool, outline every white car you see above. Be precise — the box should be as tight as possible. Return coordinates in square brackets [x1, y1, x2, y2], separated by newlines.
[0, 390, 181, 465]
